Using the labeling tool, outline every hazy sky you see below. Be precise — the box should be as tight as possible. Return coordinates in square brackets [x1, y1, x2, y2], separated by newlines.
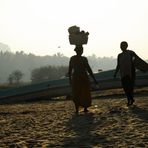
[0, 0, 148, 59]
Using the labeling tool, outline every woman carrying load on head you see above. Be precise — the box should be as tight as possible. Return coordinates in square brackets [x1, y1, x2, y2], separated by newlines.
[68, 45, 98, 114]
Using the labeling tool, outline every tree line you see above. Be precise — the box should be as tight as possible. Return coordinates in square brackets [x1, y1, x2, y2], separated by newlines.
[0, 51, 69, 83]
[7, 65, 68, 85]
[2, 50, 145, 84]
[31, 65, 68, 83]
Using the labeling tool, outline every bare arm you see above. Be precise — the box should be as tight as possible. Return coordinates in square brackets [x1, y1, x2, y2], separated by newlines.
[85, 58, 98, 84]
[68, 58, 73, 85]
[114, 55, 120, 78]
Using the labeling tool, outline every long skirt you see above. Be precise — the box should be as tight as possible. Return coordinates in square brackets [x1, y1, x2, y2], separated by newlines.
[72, 74, 91, 108]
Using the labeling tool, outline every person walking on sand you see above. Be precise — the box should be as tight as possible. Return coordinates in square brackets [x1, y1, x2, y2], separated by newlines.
[68, 45, 98, 114]
[114, 41, 139, 106]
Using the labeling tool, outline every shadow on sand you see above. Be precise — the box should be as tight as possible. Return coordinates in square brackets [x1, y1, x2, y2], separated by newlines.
[62, 112, 114, 147]
[130, 105, 148, 121]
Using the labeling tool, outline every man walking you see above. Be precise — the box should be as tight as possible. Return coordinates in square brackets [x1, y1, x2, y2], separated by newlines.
[114, 41, 138, 106]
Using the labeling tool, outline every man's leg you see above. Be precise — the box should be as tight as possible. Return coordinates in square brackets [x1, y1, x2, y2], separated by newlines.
[75, 103, 79, 114]
[129, 78, 135, 105]
[84, 107, 88, 113]
[121, 76, 133, 106]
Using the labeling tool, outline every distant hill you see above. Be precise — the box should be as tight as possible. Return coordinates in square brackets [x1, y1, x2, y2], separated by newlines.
[0, 50, 147, 83]
[0, 51, 118, 83]
[0, 42, 11, 52]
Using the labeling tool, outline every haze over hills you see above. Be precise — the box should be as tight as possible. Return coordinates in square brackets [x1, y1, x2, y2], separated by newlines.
[0, 42, 147, 83]
[0, 42, 11, 52]
[0, 51, 118, 83]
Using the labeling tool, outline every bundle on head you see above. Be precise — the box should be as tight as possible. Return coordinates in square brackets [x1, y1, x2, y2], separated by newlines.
[68, 26, 89, 45]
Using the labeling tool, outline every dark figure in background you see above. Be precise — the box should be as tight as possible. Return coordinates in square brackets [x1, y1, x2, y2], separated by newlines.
[114, 41, 138, 106]
[68, 45, 98, 114]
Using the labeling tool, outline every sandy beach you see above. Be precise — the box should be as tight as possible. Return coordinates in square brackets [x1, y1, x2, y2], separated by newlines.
[0, 88, 148, 147]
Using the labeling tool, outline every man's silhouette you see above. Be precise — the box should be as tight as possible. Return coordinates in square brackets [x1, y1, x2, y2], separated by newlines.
[114, 41, 138, 106]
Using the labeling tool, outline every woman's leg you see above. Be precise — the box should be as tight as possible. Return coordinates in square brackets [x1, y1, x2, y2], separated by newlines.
[75, 103, 79, 114]
[84, 107, 88, 113]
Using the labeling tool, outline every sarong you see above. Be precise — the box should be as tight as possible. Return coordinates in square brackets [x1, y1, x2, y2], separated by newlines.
[72, 74, 91, 107]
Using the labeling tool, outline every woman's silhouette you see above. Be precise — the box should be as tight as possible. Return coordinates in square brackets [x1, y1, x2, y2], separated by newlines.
[68, 45, 97, 114]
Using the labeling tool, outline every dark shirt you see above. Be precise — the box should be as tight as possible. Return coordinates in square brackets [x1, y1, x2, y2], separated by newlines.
[117, 50, 136, 78]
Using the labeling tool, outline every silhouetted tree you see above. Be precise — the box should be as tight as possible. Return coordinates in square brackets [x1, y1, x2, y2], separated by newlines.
[31, 65, 68, 83]
[7, 74, 14, 84]
[12, 70, 24, 84]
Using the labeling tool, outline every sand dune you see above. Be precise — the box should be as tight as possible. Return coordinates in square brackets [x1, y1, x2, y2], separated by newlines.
[0, 90, 148, 147]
